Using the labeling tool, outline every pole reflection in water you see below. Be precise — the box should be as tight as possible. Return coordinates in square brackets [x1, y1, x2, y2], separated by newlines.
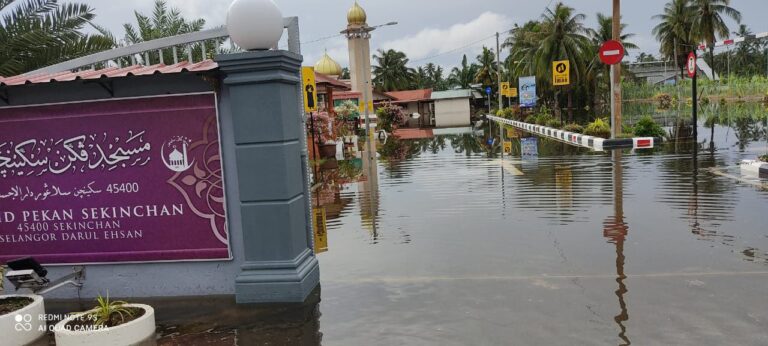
[360, 132, 380, 240]
[603, 150, 631, 346]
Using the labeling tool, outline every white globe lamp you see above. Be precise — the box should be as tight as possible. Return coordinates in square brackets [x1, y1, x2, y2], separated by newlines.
[227, 0, 284, 50]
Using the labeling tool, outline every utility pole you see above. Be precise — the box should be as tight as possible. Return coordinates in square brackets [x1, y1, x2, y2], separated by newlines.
[611, 0, 622, 137]
[496, 32, 502, 111]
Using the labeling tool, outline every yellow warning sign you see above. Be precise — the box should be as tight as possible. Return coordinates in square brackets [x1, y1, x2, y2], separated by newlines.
[508, 87, 518, 97]
[503, 141, 513, 154]
[358, 100, 374, 113]
[552, 60, 570, 86]
[312, 208, 328, 254]
[501, 82, 510, 96]
[302, 67, 319, 113]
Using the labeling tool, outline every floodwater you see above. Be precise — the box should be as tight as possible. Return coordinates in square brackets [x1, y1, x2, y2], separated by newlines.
[45, 109, 768, 345]
[309, 120, 768, 345]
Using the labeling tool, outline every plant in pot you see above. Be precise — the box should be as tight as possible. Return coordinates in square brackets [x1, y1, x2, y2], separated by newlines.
[1, 279, 46, 346]
[335, 100, 360, 144]
[54, 294, 155, 346]
[308, 113, 336, 159]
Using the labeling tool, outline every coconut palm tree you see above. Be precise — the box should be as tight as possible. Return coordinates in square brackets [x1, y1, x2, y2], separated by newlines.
[652, 0, 696, 77]
[689, 0, 742, 78]
[448, 54, 479, 89]
[474, 46, 497, 87]
[730, 24, 759, 76]
[504, 20, 542, 77]
[586, 13, 637, 111]
[412, 66, 428, 89]
[0, 0, 114, 76]
[534, 2, 590, 121]
[372, 49, 414, 92]
[121, 0, 216, 65]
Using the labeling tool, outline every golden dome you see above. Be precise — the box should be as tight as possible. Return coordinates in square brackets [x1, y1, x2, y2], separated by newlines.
[347, 1, 367, 25]
[314, 51, 343, 76]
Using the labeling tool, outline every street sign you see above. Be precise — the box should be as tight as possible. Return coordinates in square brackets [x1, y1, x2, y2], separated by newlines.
[519, 76, 537, 108]
[521, 137, 538, 157]
[599, 40, 625, 65]
[553, 60, 570, 86]
[503, 141, 512, 154]
[358, 100, 374, 113]
[486, 86, 493, 95]
[508, 87, 518, 98]
[687, 52, 697, 78]
[501, 82, 510, 96]
[301, 66, 318, 113]
[506, 128, 519, 138]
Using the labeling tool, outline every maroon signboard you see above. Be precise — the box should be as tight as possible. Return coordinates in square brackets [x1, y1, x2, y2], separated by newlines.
[0, 93, 230, 264]
[599, 40, 625, 65]
[687, 52, 697, 78]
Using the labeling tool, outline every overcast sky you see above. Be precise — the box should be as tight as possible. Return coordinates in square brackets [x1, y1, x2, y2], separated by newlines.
[77, 0, 765, 69]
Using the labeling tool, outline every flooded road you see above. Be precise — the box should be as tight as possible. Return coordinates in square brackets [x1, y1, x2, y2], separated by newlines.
[311, 120, 768, 345]
[44, 117, 767, 345]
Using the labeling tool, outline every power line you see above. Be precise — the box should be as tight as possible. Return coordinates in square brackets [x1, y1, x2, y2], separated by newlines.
[410, 33, 498, 63]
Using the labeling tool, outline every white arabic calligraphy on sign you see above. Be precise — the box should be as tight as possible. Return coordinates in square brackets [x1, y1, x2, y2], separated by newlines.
[0, 130, 151, 178]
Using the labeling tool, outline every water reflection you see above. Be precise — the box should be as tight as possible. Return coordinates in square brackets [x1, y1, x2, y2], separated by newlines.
[604, 150, 631, 346]
[312, 117, 767, 343]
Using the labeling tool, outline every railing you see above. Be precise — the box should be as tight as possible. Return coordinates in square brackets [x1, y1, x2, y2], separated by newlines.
[24, 17, 301, 76]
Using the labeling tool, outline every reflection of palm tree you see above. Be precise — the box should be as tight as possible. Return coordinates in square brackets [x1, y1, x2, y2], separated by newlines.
[449, 134, 484, 157]
[732, 114, 757, 151]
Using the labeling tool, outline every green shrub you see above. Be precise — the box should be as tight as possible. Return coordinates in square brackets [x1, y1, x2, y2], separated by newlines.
[584, 118, 611, 139]
[533, 113, 554, 125]
[633, 115, 667, 138]
[496, 107, 516, 119]
[759, 154, 768, 162]
[655, 93, 672, 110]
[563, 123, 584, 133]
[546, 119, 562, 129]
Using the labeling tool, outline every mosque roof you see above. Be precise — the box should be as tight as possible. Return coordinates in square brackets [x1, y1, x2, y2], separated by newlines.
[347, 1, 367, 25]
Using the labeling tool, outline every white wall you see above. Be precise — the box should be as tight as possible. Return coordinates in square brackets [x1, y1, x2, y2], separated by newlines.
[435, 98, 470, 127]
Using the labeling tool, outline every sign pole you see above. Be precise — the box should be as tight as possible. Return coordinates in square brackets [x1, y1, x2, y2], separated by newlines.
[612, 0, 622, 139]
[692, 60, 698, 141]
[610, 67, 616, 138]
[688, 51, 698, 141]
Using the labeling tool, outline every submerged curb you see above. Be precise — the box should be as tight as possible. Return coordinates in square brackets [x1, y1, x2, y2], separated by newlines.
[487, 115, 663, 151]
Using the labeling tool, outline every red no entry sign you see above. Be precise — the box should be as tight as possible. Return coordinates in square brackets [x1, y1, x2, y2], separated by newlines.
[687, 52, 697, 78]
[599, 40, 625, 65]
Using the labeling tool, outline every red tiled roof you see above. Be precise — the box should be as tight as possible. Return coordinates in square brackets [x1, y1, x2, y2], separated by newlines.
[315, 73, 350, 90]
[385, 89, 432, 103]
[0, 60, 219, 87]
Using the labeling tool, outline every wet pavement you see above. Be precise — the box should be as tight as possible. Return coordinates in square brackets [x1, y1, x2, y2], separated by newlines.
[44, 112, 768, 345]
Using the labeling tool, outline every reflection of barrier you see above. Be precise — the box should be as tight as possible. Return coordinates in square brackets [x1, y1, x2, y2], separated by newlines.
[487, 115, 663, 151]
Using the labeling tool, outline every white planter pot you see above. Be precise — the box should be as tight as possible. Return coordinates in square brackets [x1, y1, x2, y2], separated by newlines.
[0, 294, 46, 346]
[54, 304, 155, 346]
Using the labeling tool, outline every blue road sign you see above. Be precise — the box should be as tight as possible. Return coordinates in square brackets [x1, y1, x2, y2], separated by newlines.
[485, 86, 492, 95]
[521, 137, 538, 157]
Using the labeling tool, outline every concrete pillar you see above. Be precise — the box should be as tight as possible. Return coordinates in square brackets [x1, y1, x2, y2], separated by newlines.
[216, 50, 319, 303]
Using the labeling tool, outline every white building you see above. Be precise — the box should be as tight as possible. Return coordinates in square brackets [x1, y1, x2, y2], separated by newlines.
[431, 89, 479, 128]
